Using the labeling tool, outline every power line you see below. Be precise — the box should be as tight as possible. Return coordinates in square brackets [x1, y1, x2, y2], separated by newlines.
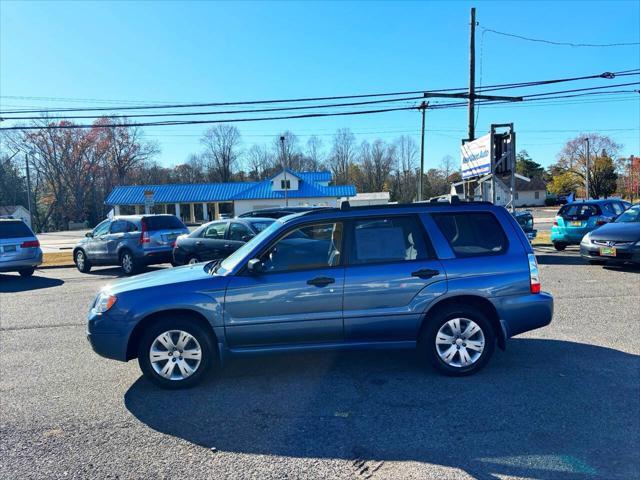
[1, 69, 636, 116]
[481, 27, 640, 47]
[0, 95, 425, 122]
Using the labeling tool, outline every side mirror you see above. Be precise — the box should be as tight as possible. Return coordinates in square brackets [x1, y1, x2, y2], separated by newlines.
[85, 232, 93, 238]
[246, 258, 263, 274]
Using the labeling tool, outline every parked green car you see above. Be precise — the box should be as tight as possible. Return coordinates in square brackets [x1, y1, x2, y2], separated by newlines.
[550, 200, 627, 250]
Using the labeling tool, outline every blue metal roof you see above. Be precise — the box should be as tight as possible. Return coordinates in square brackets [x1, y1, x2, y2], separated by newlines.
[105, 170, 355, 205]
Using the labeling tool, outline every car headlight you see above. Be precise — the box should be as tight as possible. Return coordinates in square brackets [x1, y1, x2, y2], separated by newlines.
[581, 232, 591, 244]
[94, 291, 117, 313]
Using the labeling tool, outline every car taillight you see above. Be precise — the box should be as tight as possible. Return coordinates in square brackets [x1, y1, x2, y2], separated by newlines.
[528, 253, 541, 294]
[139, 220, 150, 245]
[21, 240, 40, 248]
[553, 219, 558, 226]
[595, 217, 607, 226]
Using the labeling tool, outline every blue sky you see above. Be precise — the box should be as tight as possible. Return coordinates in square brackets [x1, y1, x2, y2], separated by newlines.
[1, 0, 639, 170]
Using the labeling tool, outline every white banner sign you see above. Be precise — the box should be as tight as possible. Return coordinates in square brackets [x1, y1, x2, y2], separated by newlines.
[461, 133, 491, 179]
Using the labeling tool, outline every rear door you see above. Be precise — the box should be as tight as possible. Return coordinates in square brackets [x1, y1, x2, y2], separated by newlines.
[105, 220, 137, 261]
[197, 221, 228, 260]
[342, 215, 446, 342]
[0, 221, 38, 266]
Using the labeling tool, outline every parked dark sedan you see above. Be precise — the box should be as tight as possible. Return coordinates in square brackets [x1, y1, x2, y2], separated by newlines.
[580, 204, 640, 265]
[237, 206, 322, 219]
[172, 218, 274, 265]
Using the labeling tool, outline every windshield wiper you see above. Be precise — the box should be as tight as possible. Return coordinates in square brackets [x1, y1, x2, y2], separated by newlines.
[205, 259, 221, 275]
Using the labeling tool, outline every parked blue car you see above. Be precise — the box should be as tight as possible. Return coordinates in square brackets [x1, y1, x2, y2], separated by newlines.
[87, 202, 554, 389]
[550, 199, 628, 250]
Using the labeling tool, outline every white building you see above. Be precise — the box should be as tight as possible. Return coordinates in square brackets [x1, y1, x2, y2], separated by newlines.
[451, 175, 547, 207]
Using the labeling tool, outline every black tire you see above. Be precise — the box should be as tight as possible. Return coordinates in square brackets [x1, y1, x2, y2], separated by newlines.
[137, 315, 215, 389]
[19, 267, 35, 277]
[553, 242, 567, 251]
[186, 255, 200, 265]
[74, 249, 92, 273]
[119, 250, 139, 276]
[419, 305, 496, 376]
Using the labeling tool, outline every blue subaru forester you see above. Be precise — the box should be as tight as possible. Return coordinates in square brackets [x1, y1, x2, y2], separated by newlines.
[87, 202, 553, 389]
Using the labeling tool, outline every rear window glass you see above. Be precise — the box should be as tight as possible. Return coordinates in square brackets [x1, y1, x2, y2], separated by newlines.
[433, 212, 508, 258]
[143, 216, 186, 231]
[0, 221, 33, 239]
[559, 204, 600, 217]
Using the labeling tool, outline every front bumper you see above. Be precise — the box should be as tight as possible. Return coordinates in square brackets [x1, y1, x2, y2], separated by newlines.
[580, 243, 640, 264]
[86, 308, 134, 361]
[0, 249, 43, 272]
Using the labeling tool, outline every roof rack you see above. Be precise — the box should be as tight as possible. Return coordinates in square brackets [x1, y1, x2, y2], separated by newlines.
[300, 198, 495, 217]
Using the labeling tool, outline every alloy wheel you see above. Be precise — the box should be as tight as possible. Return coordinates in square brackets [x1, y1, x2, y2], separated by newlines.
[149, 330, 202, 381]
[435, 318, 485, 368]
[122, 253, 133, 273]
[76, 252, 85, 269]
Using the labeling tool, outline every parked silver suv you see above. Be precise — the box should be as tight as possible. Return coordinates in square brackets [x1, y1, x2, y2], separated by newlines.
[73, 215, 188, 275]
[0, 219, 43, 277]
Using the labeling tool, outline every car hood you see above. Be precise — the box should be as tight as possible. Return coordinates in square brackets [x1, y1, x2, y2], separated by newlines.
[589, 222, 640, 242]
[105, 263, 222, 295]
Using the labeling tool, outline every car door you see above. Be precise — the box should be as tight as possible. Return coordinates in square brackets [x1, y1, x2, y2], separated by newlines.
[342, 215, 446, 342]
[224, 220, 345, 348]
[104, 220, 132, 262]
[225, 222, 255, 256]
[196, 221, 228, 260]
[86, 220, 111, 262]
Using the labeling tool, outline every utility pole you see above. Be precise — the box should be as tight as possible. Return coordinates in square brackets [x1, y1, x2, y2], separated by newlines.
[585, 137, 590, 200]
[418, 101, 427, 202]
[468, 7, 476, 142]
[25, 153, 34, 231]
[280, 135, 288, 206]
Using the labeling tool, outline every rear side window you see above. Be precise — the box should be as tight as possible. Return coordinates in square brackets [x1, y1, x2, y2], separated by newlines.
[350, 216, 428, 264]
[559, 204, 600, 217]
[143, 216, 186, 231]
[0, 221, 33, 238]
[110, 220, 137, 233]
[433, 212, 508, 258]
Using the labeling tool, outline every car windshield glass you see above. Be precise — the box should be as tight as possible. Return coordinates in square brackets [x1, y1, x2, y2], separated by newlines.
[615, 206, 640, 223]
[144, 216, 186, 231]
[0, 221, 33, 238]
[216, 220, 282, 274]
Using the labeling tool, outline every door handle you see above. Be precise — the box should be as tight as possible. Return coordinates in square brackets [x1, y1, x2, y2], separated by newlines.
[307, 276, 335, 287]
[224, 244, 231, 248]
[195, 241, 202, 245]
[411, 268, 440, 279]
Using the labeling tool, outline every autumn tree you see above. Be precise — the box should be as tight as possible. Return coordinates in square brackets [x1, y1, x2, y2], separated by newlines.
[201, 124, 241, 182]
[328, 128, 356, 185]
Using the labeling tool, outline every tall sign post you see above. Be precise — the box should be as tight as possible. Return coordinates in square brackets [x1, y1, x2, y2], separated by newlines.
[144, 190, 154, 214]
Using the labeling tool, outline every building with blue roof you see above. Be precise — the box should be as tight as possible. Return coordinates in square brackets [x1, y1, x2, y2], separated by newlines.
[106, 169, 358, 223]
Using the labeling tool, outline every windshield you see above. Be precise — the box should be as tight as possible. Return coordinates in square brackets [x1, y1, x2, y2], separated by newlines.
[615, 205, 640, 223]
[216, 220, 282, 274]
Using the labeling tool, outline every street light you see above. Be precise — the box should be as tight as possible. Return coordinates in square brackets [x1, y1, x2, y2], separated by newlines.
[280, 135, 288, 207]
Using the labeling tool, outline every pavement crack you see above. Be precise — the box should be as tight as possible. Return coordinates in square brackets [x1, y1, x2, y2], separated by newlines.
[0, 322, 84, 332]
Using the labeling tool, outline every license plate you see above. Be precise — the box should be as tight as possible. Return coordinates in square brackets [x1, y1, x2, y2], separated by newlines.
[599, 246, 616, 257]
[570, 221, 582, 227]
[2, 245, 17, 253]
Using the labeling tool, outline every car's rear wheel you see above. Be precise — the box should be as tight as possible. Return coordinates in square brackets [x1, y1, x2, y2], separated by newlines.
[553, 242, 567, 251]
[18, 267, 35, 277]
[74, 250, 92, 273]
[420, 305, 495, 376]
[187, 255, 200, 265]
[120, 250, 139, 275]
[138, 316, 215, 389]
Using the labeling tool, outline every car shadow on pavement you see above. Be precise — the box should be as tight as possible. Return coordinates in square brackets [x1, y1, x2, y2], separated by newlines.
[0, 273, 64, 292]
[84, 265, 166, 278]
[125, 339, 639, 480]
[535, 254, 588, 266]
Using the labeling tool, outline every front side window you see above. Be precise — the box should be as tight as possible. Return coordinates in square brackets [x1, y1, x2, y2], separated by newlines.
[93, 220, 110, 237]
[261, 222, 343, 273]
[229, 222, 253, 241]
[350, 216, 428, 264]
[203, 222, 227, 239]
[433, 212, 508, 258]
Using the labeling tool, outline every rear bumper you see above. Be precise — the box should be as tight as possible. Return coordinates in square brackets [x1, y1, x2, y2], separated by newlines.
[139, 248, 173, 265]
[0, 249, 43, 272]
[494, 292, 554, 338]
[550, 227, 588, 244]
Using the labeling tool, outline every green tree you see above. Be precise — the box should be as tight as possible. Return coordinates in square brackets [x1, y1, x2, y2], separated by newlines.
[547, 171, 581, 196]
[515, 150, 545, 179]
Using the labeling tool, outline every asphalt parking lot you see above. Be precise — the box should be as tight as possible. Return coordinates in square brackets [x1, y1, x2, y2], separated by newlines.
[1, 247, 638, 479]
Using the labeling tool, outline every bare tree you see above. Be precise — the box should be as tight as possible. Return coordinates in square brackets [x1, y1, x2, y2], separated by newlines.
[201, 124, 241, 182]
[392, 135, 418, 202]
[328, 128, 356, 185]
[306, 135, 324, 170]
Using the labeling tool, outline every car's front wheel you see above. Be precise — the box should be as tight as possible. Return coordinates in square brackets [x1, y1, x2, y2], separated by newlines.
[74, 250, 92, 273]
[138, 316, 215, 389]
[420, 306, 495, 376]
[187, 255, 200, 265]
